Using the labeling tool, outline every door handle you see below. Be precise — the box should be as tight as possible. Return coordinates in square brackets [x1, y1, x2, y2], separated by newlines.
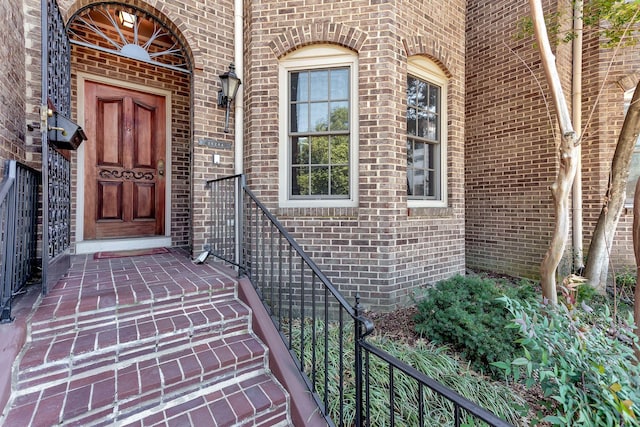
[157, 159, 165, 176]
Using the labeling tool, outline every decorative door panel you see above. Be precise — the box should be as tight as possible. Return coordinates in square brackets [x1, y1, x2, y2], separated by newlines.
[84, 81, 166, 240]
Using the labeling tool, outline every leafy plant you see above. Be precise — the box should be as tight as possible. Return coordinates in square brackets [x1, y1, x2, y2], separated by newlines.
[493, 296, 640, 426]
[413, 274, 536, 377]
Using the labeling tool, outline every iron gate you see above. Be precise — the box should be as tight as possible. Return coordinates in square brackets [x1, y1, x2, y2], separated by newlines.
[41, 0, 72, 294]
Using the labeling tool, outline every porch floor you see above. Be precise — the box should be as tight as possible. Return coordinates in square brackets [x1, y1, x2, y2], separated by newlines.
[0, 249, 290, 426]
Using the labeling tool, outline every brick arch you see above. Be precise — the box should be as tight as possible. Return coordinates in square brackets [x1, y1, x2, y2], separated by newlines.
[269, 22, 367, 59]
[617, 73, 640, 92]
[403, 36, 453, 79]
[61, 0, 203, 71]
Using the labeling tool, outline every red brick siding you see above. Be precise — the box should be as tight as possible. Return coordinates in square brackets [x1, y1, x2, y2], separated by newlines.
[245, 0, 466, 309]
[0, 0, 28, 166]
[465, 0, 575, 278]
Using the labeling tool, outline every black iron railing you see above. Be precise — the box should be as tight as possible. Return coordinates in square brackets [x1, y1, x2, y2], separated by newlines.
[0, 160, 40, 323]
[206, 174, 512, 427]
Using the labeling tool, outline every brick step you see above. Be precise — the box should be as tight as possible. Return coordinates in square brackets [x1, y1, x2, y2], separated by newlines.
[4, 333, 272, 427]
[120, 371, 290, 427]
[16, 298, 252, 387]
[29, 285, 236, 336]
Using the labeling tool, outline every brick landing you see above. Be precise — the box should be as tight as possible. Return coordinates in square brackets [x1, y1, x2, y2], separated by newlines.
[0, 250, 290, 426]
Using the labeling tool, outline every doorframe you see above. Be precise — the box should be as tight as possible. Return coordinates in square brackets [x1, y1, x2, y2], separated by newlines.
[74, 73, 173, 254]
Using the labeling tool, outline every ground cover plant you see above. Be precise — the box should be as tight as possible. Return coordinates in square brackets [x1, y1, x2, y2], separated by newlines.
[290, 318, 526, 426]
[495, 292, 640, 426]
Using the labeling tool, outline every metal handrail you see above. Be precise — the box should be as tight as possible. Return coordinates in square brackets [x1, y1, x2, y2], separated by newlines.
[1, 160, 40, 323]
[206, 174, 513, 426]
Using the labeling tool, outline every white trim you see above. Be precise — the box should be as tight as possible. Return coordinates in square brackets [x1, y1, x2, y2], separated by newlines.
[407, 57, 449, 209]
[278, 45, 359, 208]
[75, 237, 172, 254]
[75, 72, 173, 247]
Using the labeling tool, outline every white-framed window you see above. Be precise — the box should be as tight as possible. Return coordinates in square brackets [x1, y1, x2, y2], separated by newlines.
[279, 45, 359, 208]
[407, 57, 448, 208]
[625, 88, 640, 206]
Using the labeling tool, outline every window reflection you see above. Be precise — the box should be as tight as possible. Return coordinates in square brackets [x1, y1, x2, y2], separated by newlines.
[407, 74, 441, 199]
[289, 68, 350, 198]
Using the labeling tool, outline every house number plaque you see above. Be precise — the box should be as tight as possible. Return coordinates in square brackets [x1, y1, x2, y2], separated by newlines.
[197, 138, 232, 150]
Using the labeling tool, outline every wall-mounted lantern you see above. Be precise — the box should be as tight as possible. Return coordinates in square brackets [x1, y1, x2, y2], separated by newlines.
[217, 63, 241, 133]
[117, 10, 136, 29]
[47, 111, 87, 150]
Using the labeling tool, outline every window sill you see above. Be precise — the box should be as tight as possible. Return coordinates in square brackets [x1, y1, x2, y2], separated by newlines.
[274, 206, 359, 218]
[407, 206, 453, 218]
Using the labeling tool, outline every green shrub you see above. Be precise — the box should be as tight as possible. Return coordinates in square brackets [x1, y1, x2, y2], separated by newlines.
[413, 274, 536, 377]
[493, 297, 640, 426]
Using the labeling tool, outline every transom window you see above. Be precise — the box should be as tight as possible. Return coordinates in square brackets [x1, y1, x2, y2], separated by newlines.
[407, 57, 448, 207]
[279, 45, 358, 208]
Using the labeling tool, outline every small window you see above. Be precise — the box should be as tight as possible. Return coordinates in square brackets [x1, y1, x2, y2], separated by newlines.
[279, 46, 358, 208]
[407, 57, 448, 207]
[624, 88, 640, 206]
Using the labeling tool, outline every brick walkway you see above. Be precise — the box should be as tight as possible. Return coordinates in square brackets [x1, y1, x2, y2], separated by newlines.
[0, 250, 290, 426]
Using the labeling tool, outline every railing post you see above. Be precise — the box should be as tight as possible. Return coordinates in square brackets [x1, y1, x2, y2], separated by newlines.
[235, 175, 245, 271]
[354, 293, 363, 427]
[1, 161, 18, 323]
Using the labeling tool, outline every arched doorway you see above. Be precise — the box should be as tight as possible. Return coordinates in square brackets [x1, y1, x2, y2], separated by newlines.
[65, 3, 193, 253]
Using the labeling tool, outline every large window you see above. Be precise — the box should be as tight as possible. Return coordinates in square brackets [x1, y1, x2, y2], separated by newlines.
[625, 88, 640, 206]
[407, 57, 447, 207]
[279, 46, 358, 208]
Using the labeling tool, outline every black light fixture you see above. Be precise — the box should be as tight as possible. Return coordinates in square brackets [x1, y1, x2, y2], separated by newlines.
[217, 63, 242, 133]
[117, 10, 136, 28]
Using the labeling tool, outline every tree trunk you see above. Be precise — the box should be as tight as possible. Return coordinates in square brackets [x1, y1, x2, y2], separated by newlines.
[530, 0, 577, 305]
[632, 177, 640, 362]
[540, 137, 579, 305]
[584, 81, 640, 291]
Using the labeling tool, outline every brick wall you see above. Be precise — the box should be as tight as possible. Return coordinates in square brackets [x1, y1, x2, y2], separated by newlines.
[0, 0, 27, 167]
[465, 0, 575, 278]
[244, 0, 467, 310]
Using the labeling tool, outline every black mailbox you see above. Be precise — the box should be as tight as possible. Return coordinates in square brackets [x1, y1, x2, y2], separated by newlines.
[47, 111, 87, 150]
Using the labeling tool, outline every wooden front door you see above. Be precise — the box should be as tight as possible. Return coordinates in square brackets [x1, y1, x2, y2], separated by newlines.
[83, 81, 166, 240]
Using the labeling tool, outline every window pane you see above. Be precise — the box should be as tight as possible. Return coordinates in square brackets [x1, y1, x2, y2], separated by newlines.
[291, 136, 308, 164]
[417, 80, 428, 109]
[331, 135, 349, 164]
[310, 70, 329, 101]
[413, 169, 425, 197]
[310, 102, 329, 131]
[429, 85, 439, 112]
[292, 166, 310, 196]
[310, 166, 329, 195]
[291, 72, 308, 102]
[330, 101, 349, 131]
[424, 170, 436, 198]
[413, 141, 426, 170]
[330, 69, 349, 100]
[291, 104, 308, 133]
[407, 76, 418, 108]
[407, 108, 417, 136]
[331, 166, 349, 195]
[626, 150, 640, 205]
[310, 136, 329, 164]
